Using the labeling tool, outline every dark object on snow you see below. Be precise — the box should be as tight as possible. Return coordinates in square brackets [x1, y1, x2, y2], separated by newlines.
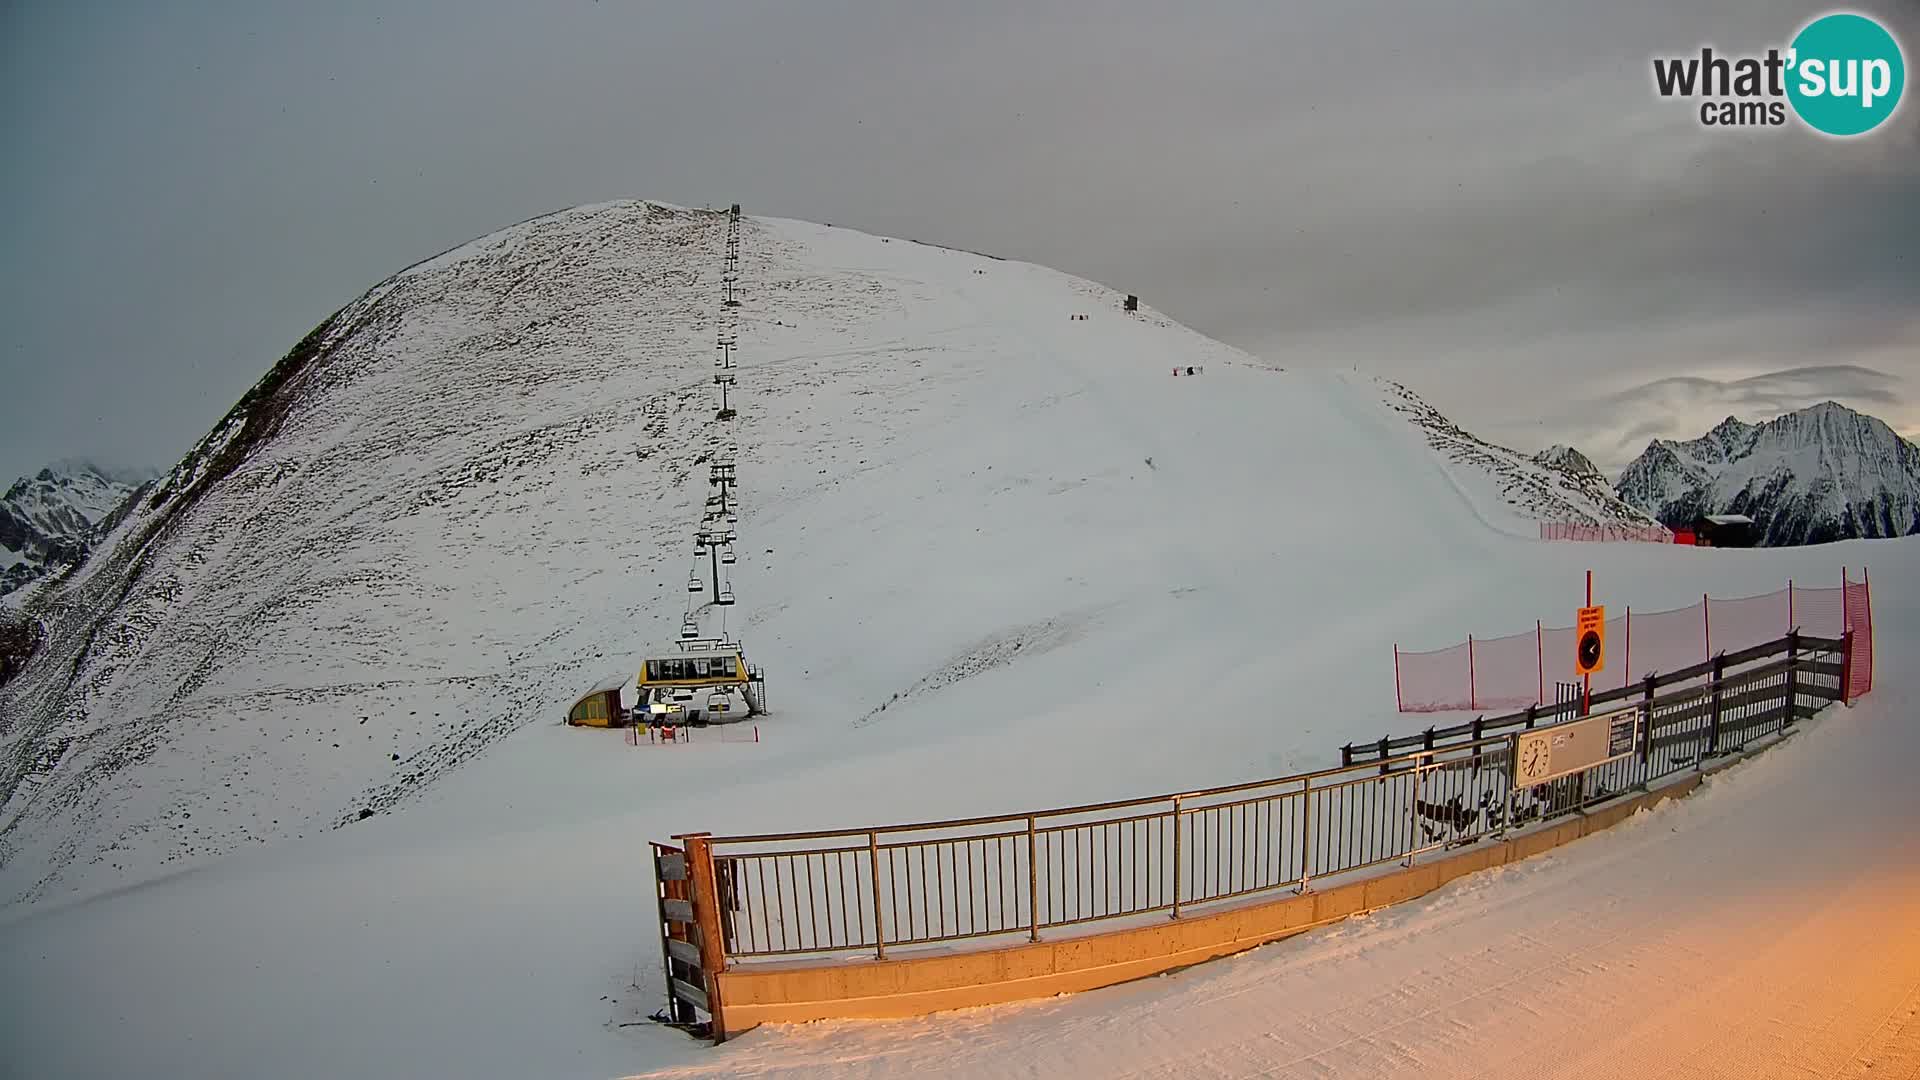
[1124, 294, 1138, 312]
[357, 808, 375, 820]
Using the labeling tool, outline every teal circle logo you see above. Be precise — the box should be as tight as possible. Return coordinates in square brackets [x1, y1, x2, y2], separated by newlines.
[1786, 12, 1906, 136]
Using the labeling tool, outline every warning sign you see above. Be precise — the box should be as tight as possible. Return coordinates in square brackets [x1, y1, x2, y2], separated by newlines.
[1512, 706, 1640, 787]
[1575, 604, 1606, 676]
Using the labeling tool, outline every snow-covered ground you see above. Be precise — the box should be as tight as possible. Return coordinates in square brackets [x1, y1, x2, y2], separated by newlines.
[0, 202, 1913, 1078]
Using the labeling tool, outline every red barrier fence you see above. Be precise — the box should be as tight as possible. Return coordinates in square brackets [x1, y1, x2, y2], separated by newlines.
[1395, 569, 1873, 712]
[1539, 522, 1674, 543]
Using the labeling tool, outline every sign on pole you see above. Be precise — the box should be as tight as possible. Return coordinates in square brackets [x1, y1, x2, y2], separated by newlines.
[1575, 604, 1606, 676]
[1512, 706, 1640, 787]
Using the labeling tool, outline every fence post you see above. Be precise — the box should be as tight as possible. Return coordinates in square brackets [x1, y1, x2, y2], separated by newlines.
[1536, 620, 1544, 704]
[1525, 703, 1537, 729]
[1840, 629, 1854, 706]
[1471, 716, 1485, 774]
[1783, 630, 1799, 733]
[1170, 796, 1184, 919]
[1468, 635, 1477, 711]
[1378, 736, 1390, 776]
[1406, 754, 1424, 867]
[1025, 816, 1039, 943]
[1706, 654, 1725, 762]
[683, 833, 731, 1040]
[1296, 777, 1313, 894]
[868, 831, 886, 959]
[1787, 579, 1794, 632]
[1341, 744, 1353, 768]
[1640, 673, 1657, 768]
[1499, 738, 1516, 838]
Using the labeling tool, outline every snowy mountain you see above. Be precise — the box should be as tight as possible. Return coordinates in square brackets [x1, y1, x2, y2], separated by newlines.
[0, 198, 1691, 908]
[0, 198, 1910, 1079]
[1615, 403, 1920, 545]
[1533, 444, 1603, 479]
[1375, 381, 1663, 530]
[0, 461, 154, 598]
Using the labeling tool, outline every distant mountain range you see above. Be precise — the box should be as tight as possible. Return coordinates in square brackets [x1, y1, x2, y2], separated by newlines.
[1, 461, 156, 597]
[1613, 402, 1920, 546]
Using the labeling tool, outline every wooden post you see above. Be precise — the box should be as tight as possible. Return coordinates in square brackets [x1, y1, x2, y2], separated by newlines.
[681, 833, 730, 1042]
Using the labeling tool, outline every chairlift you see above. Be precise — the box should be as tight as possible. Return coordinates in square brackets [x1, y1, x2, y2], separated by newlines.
[720, 546, 737, 565]
[707, 693, 731, 715]
[716, 589, 736, 606]
[679, 620, 699, 640]
[688, 574, 703, 593]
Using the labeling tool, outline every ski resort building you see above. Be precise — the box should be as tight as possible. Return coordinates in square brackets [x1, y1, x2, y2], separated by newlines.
[565, 673, 630, 728]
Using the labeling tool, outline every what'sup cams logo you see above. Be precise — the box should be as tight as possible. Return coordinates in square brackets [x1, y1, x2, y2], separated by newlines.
[1653, 11, 1906, 135]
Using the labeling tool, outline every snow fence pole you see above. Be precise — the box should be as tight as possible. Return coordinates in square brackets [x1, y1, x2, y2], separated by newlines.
[1865, 567, 1874, 693]
[1468, 635, 1477, 712]
[1702, 593, 1712, 664]
[1394, 645, 1403, 712]
[1623, 606, 1632, 691]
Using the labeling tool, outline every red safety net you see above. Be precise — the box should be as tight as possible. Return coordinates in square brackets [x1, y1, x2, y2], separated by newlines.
[1539, 522, 1674, 543]
[1845, 572, 1873, 699]
[1394, 572, 1875, 712]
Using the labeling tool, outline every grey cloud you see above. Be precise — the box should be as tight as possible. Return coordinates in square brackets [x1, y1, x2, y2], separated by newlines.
[2, 0, 1916, 481]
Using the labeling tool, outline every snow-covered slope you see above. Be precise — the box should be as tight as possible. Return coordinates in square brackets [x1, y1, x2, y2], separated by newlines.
[0, 201, 1673, 908]
[0, 199, 1911, 1080]
[1375, 380, 1662, 532]
[0, 461, 152, 598]
[1616, 403, 1920, 545]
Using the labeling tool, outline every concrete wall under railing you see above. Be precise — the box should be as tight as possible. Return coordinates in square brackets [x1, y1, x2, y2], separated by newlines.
[710, 767, 1737, 1037]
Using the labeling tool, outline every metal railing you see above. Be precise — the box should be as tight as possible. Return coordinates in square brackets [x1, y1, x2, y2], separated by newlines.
[1351, 629, 1848, 765]
[689, 631, 1845, 962]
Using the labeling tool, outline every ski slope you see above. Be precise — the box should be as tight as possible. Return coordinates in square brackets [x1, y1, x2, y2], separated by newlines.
[0, 202, 1913, 1078]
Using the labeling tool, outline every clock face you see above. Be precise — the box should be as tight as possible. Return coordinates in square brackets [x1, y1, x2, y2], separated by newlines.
[1520, 740, 1549, 780]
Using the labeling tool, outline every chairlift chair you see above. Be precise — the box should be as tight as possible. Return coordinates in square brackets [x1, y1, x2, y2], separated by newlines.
[688, 574, 703, 593]
[706, 693, 730, 715]
[716, 589, 736, 606]
[720, 546, 736, 565]
[679, 620, 699, 640]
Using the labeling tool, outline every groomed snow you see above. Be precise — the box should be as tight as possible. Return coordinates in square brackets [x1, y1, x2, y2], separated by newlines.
[0, 204, 1913, 1078]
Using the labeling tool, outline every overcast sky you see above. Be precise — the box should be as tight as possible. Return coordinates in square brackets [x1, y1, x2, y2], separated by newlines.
[3, 0, 1915, 483]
